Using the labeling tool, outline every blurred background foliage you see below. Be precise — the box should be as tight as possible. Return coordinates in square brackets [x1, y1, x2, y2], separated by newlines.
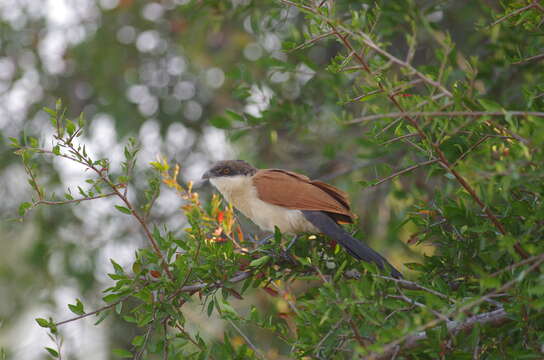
[1, 0, 543, 359]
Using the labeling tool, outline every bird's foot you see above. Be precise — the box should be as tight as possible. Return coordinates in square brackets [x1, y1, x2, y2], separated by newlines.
[276, 235, 299, 264]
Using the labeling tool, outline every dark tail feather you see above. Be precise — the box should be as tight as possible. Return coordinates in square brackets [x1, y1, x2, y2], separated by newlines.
[302, 210, 403, 278]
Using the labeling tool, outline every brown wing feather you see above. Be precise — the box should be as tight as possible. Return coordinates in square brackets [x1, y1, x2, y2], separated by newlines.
[253, 169, 355, 223]
[310, 180, 351, 211]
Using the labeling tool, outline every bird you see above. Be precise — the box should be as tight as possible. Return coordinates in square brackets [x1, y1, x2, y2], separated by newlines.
[202, 160, 402, 278]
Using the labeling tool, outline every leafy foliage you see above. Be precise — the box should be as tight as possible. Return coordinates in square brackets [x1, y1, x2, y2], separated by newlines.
[6, 0, 544, 359]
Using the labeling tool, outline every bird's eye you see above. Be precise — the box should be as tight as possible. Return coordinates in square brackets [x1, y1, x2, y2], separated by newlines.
[222, 168, 231, 175]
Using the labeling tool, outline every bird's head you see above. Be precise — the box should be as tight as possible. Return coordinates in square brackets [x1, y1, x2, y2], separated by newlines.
[202, 160, 257, 180]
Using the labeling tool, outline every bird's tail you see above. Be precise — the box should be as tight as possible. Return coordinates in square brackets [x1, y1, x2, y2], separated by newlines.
[302, 210, 402, 278]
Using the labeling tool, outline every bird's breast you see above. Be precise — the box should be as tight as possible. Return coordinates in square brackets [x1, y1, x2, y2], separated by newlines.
[210, 176, 318, 234]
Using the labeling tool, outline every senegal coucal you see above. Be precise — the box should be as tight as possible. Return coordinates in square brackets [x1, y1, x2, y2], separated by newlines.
[202, 160, 402, 278]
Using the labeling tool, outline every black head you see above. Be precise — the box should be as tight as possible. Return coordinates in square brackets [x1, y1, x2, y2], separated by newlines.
[202, 160, 257, 180]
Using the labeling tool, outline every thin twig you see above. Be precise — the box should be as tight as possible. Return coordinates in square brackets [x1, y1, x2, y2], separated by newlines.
[134, 311, 158, 360]
[55, 296, 129, 326]
[375, 117, 402, 137]
[314, 315, 347, 355]
[372, 159, 439, 186]
[348, 110, 544, 125]
[288, 30, 335, 52]
[162, 319, 169, 360]
[33, 192, 117, 206]
[489, 253, 544, 277]
[269, 281, 300, 315]
[451, 136, 490, 168]
[376, 275, 456, 303]
[174, 323, 212, 356]
[489, 2, 537, 27]
[178, 270, 253, 293]
[346, 89, 383, 103]
[380, 132, 419, 146]
[349, 320, 369, 348]
[228, 319, 268, 360]
[487, 119, 531, 144]
[352, 30, 453, 97]
[388, 294, 450, 322]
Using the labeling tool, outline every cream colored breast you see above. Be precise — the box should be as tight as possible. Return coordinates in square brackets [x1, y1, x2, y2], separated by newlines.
[210, 175, 318, 234]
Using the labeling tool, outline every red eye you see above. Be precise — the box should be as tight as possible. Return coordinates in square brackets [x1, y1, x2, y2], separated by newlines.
[222, 168, 231, 175]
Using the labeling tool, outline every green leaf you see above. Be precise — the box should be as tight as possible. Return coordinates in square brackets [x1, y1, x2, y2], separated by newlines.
[78, 112, 85, 128]
[115, 301, 123, 314]
[478, 98, 502, 111]
[132, 261, 142, 274]
[36, 318, 51, 328]
[249, 255, 271, 268]
[225, 109, 244, 122]
[52, 145, 61, 155]
[68, 299, 85, 315]
[131, 335, 145, 347]
[114, 205, 132, 215]
[137, 312, 153, 326]
[220, 301, 238, 317]
[94, 310, 111, 325]
[110, 259, 124, 274]
[103, 294, 121, 303]
[209, 115, 231, 129]
[149, 161, 168, 171]
[229, 129, 249, 142]
[66, 119, 76, 136]
[8, 137, 20, 147]
[28, 136, 39, 148]
[480, 276, 501, 289]
[274, 226, 282, 242]
[45, 347, 59, 358]
[112, 349, 132, 358]
[43, 107, 56, 118]
[18, 202, 32, 216]
[207, 299, 215, 316]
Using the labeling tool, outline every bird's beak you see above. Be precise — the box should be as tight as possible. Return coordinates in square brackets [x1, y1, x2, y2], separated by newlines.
[202, 170, 211, 180]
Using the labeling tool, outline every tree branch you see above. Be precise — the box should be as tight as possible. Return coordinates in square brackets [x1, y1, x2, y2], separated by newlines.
[366, 255, 544, 359]
[512, 52, 544, 65]
[489, 2, 538, 27]
[372, 308, 508, 360]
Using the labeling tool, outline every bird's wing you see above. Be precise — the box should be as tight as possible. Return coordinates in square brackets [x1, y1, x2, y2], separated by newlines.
[253, 169, 354, 222]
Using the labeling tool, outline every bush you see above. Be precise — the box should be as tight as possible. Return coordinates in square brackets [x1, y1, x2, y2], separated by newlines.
[10, 1, 544, 359]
